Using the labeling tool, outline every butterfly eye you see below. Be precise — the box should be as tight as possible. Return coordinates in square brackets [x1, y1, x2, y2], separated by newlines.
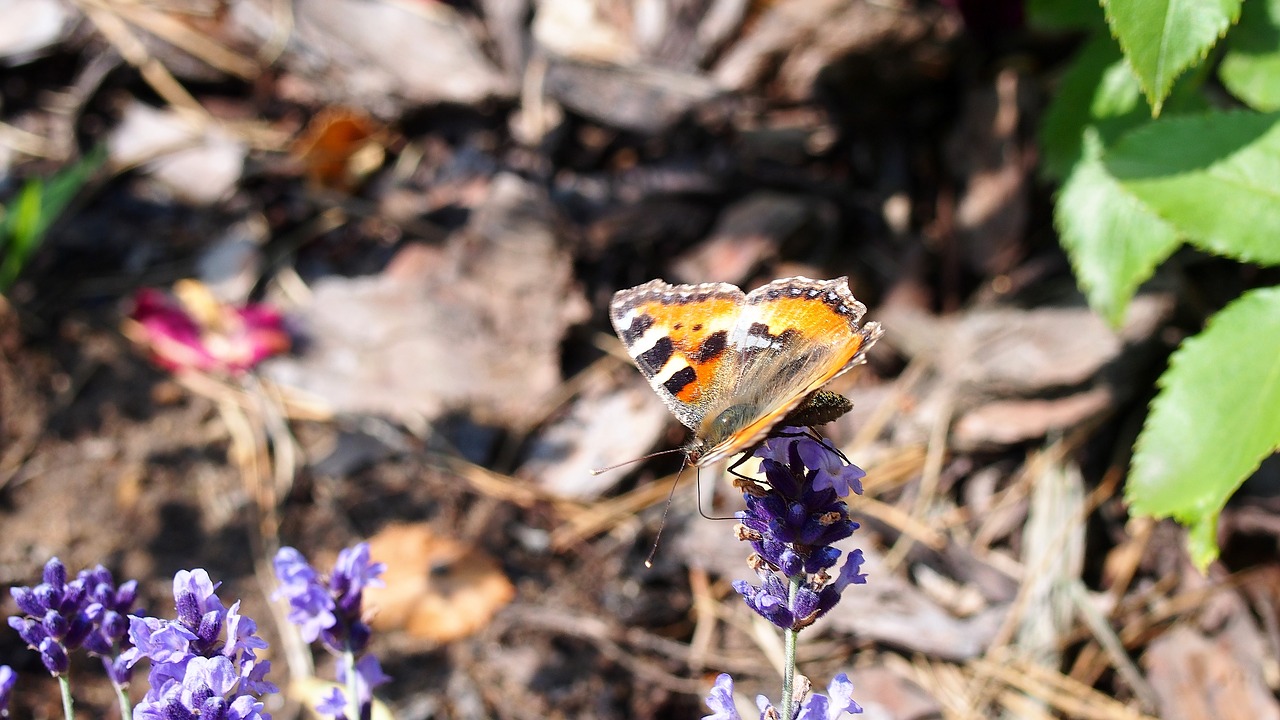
[707, 404, 758, 444]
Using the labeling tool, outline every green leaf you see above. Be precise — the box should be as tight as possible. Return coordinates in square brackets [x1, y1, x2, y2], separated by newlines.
[1220, 0, 1280, 110]
[1102, 0, 1241, 115]
[1055, 130, 1181, 326]
[0, 181, 45, 291]
[1105, 111, 1280, 265]
[1127, 286, 1280, 569]
[1041, 35, 1149, 180]
[1028, 0, 1107, 31]
[0, 146, 104, 292]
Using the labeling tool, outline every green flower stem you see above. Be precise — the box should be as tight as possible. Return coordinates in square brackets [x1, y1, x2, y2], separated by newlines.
[780, 573, 803, 716]
[344, 647, 359, 720]
[113, 682, 132, 720]
[58, 674, 74, 720]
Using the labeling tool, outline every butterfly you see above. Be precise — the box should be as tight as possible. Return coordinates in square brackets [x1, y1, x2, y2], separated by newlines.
[609, 276, 883, 467]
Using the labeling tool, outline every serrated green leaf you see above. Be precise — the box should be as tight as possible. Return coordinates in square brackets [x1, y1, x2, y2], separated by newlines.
[1102, 0, 1241, 115]
[1055, 130, 1182, 325]
[1105, 111, 1280, 265]
[1220, 0, 1280, 111]
[1127, 287, 1280, 568]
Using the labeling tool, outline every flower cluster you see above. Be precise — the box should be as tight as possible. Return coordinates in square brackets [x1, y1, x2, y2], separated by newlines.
[124, 569, 275, 720]
[705, 673, 862, 720]
[706, 430, 869, 719]
[127, 282, 290, 375]
[732, 432, 868, 632]
[0, 665, 15, 717]
[8, 558, 139, 684]
[273, 543, 389, 719]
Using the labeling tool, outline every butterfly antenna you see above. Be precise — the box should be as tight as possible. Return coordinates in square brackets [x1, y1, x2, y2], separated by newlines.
[644, 458, 690, 568]
[591, 447, 685, 476]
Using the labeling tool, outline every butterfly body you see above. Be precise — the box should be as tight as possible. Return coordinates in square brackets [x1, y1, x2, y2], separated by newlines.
[609, 276, 883, 466]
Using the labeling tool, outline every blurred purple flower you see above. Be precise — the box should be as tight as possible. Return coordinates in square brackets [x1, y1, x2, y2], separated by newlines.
[704, 672, 863, 720]
[127, 283, 290, 375]
[273, 543, 384, 655]
[703, 673, 742, 720]
[274, 544, 389, 719]
[0, 665, 14, 718]
[316, 687, 348, 718]
[134, 656, 269, 720]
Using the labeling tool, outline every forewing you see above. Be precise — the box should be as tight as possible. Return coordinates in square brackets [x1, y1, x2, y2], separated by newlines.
[609, 279, 745, 430]
[705, 276, 883, 460]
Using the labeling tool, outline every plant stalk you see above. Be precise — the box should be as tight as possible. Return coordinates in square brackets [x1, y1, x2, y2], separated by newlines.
[58, 674, 74, 720]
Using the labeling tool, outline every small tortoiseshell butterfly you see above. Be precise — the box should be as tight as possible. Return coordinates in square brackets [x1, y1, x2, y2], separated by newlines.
[609, 276, 883, 467]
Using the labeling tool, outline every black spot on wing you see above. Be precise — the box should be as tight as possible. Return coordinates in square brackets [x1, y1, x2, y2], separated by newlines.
[694, 330, 728, 364]
[637, 336, 674, 373]
[663, 366, 697, 396]
[620, 313, 654, 344]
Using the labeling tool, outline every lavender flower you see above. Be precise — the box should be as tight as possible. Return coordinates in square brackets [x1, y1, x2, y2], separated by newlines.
[319, 655, 392, 720]
[8, 558, 99, 675]
[703, 672, 863, 720]
[731, 433, 867, 631]
[273, 544, 388, 719]
[0, 665, 15, 718]
[273, 544, 384, 655]
[79, 565, 140, 686]
[715, 430, 869, 718]
[126, 568, 275, 719]
[134, 656, 268, 720]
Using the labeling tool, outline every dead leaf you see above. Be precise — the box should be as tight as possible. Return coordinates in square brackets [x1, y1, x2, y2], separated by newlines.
[264, 174, 587, 426]
[365, 523, 515, 644]
[289, 107, 389, 191]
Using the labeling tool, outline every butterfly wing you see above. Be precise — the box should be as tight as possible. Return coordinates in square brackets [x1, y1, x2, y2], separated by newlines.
[609, 279, 746, 431]
[695, 276, 883, 464]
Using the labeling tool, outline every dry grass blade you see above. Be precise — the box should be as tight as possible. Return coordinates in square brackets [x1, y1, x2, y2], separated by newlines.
[1067, 579, 1159, 711]
[0, 121, 58, 158]
[550, 472, 684, 550]
[92, 0, 262, 80]
[971, 654, 1157, 720]
[859, 442, 927, 496]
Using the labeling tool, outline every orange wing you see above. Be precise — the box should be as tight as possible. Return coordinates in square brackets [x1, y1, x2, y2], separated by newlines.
[691, 276, 882, 465]
[609, 280, 744, 430]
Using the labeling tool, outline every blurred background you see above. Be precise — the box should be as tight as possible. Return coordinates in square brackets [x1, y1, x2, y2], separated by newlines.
[1, 0, 1278, 718]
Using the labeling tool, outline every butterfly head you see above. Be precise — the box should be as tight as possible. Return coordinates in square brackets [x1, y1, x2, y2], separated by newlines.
[686, 402, 760, 466]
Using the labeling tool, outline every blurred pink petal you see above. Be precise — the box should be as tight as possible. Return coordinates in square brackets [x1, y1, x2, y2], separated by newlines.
[128, 286, 290, 375]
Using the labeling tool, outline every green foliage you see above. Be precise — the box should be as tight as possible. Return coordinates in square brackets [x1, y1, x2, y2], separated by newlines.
[1055, 131, 1180, 326]
[0, 147, 104, 293]
[1101, 0, 1241, 115]
[1044, 0, 1280, 567]
[1126, 288, 1280, 567]
[1220, 0, 1280, 111]
[1107, 111, 1280, 265]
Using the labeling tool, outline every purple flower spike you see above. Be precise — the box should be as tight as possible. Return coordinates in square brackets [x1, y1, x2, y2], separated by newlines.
[274, 544, 391, 718]
[0, 665, 16, 718]
[707, 672, 863, 720]
[8, 558, 140, 683]
[702, 673, 743, 720]
[733, 430, 864, 631]
[130, 566, 275, 717]
[273, 543, 384, 655]
[316, 687, 348, 719]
